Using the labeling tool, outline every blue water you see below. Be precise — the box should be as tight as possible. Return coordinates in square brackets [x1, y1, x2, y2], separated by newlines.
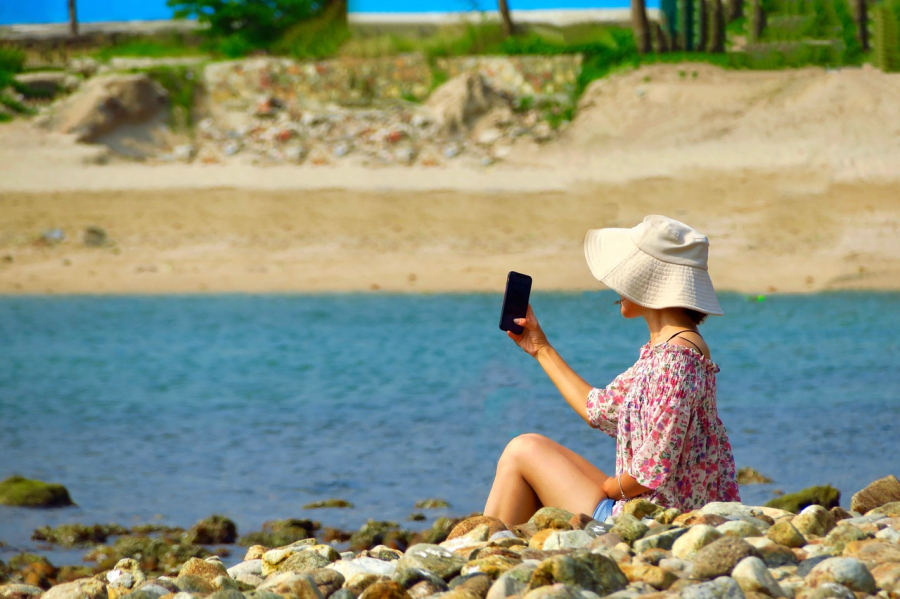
[0, 0, 656, 26]
[1, 291, 898, 565]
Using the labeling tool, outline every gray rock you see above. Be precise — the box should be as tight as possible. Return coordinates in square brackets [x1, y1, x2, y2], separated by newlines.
[130, 584, 171, 598]
[678, 576, 746, 599]
[806, 582, 856, 599]
[583, 522, 610, 538]
[258, 571, 324, 599]
[396, 544, 466, 581]
[229, 560, 264, 578]
[730, 557, 784, 597]
[691, 537, 761, 580]
[330, 590, 356, 599]
[673, 525, 723, 560]
[796, 556, 831, 577]
[805, 557, 876, 594]
[542, 530, 593, 550]
[393, 567, 447, 591]
[609, 514, 648, 545]
[485, 560, 539, 599]
[822, 524, 868, 553]
[633, 527, 689, 553]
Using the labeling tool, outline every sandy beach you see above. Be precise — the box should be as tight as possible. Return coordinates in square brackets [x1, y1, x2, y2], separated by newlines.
[2, 63, 899, 296]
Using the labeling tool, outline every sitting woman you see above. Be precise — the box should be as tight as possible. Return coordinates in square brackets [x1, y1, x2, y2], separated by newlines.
[484, 215, 741, 526]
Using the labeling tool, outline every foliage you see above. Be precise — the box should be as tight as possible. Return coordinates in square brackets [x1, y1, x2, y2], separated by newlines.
[764, 484, 841, 513]
[141, 65, 203, 131]
[168, 0, 326, 55]
[874, 0, 900, 71]
[272, 0, 350, 59]
[0, 45, 25, 90]
[93, 33, 206, 61]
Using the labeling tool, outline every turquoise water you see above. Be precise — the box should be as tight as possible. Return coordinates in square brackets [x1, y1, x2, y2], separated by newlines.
[0, 291, 898, 562]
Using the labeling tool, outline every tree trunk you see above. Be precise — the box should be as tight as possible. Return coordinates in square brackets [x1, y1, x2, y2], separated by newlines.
[661, 0, 679, 47]
[631, 0, 652, 54]
[68, 0, 78, 36]
[709, 0, 725, 52]
[856, 0, 869, 52]
[654, 20, 671, 52]
[727, 0, 743, 22]
[498, 0, 515, 37]
[680, 0, 695, 50]
[751, 0, 765, 41]
[697, 0, 708, 51]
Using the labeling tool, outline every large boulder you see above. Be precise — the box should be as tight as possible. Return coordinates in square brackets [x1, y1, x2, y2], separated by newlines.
[0, 476, 74, 507]
[764, 485, 841, 514]
[425, 73, 508, 136]
[850, 475, 900, 515]
[49, 73, 168, 143]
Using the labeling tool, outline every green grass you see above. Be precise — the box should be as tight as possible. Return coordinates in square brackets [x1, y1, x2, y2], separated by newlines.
[92, 33, 206, 61]
[140, 65, 202, 131]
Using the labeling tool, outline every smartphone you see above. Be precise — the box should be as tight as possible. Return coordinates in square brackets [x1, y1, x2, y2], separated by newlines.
[499, 271, 532, 335]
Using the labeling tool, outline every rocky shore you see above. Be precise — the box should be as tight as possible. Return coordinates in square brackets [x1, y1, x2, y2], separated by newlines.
[2, 477, 900, 599]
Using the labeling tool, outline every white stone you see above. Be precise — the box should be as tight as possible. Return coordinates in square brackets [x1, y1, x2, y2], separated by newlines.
[732, 556, 785, 597]
[542, 530, 593, 550]
[227, 559, 263, 578]
[672, 524, 723, 560]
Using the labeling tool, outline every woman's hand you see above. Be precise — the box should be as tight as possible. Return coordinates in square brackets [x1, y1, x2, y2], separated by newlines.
[508, 304, 551, 358]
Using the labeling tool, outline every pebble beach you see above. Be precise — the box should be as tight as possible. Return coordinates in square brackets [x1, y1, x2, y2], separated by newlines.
[3, 476, 900, 599]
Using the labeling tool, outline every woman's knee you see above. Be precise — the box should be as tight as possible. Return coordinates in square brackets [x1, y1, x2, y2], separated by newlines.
[498, 433, 550, 469]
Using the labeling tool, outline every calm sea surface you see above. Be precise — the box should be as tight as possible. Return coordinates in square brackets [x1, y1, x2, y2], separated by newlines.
[1, 291, 898, 564]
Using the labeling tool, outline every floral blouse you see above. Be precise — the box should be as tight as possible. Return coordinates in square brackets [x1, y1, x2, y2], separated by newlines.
[586, 342, 740, 515]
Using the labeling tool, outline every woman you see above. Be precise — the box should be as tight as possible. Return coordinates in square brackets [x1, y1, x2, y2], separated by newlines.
[484, 215, 740, 526]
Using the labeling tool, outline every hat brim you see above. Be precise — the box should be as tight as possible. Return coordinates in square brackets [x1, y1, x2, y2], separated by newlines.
[584, 227, 724, 316]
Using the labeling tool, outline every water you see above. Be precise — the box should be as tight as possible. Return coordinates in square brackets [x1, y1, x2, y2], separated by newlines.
[1, 291, 898, 565]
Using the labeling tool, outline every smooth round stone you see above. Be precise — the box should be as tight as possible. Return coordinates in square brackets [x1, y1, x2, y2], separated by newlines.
[281, 551, 334, 573]
[672, 525, 723, 560]
[632, 527, 688, 553]
[257, 572, 322, 599]
[618, 563, 678, 590]
[766, 520, 806, 548]
[806, 557, 876, 593]
[691, 536, 761, 580]
[207, 590, 244, 599]
[730, 557, 784, 597]
[717, 521, 762, 539]
[700, 503, 761, 519]
[622, 499, 664, 520]
[529, 508, 575, 531]
[344, 573, 384, 595]
[41, 578, 107, 599]
[521, 583, 583, 599]
[822, 524, 868, 552]
[658, 558, 693, 578]
[447, 517, 508, 541]
[396, 544, 466, 581]
[358, 581, 412, 599]
[678, 576, 747, 599]
[461, 555, 521, 579]
[744, 538, 798, 568]
[609, 514, 648, 545]
[870, 562, 900, 593]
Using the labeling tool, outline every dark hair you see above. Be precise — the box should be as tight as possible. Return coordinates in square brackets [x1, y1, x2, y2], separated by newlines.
[684, 308, 708, 326]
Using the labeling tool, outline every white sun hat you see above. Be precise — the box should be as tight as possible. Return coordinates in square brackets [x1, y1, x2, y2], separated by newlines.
[583, 215, 724, 316]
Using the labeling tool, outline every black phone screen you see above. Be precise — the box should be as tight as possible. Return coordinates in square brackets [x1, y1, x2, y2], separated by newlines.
[499, 271, 532, 335]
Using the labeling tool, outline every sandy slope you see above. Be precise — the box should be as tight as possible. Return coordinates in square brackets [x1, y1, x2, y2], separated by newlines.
[1, 64, 899, 295]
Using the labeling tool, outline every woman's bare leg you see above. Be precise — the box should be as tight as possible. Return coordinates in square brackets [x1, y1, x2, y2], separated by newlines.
[483, 433, 611, 526]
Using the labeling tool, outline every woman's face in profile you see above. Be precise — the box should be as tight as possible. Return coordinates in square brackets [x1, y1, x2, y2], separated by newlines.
[618, 297, 642, 319]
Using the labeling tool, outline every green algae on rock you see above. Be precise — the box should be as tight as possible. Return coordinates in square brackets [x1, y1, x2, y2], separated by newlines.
[31, 523, 129, 548]
[303, 499, 355, 509]
[238, 519, 319, 548]
[764, 484, 841, 513]
[0, 476, 74, 508]
[414, 499, 450, 509]
[184, 515, 238, 545]
[737, 467, 774, 485]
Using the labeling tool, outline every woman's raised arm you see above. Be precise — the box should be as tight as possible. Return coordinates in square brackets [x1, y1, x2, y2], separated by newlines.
[508, 305, 593, 424]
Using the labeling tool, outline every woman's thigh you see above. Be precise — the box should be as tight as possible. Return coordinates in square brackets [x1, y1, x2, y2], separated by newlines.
[505, 433, 610, 516]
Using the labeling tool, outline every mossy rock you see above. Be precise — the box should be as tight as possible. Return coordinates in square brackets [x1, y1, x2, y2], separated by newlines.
[237, 519, 318, 547]
[303, 499, 354, 509]
[0, 476, 74, 507]
[764, 485, 841, 514]
[32, 523, 128, 547]
[184, 515, 237, 545]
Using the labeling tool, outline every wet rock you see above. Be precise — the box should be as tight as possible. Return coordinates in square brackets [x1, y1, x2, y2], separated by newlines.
[238, 519, 317, 548]
[414, 499, 449, 509]
[805, 557, 876, 593]
[850, 475, 900, 515]
[358, 581, 411, 599]
[766, 521, 806, 548]
[184, 515, 237, 545]
[691, 537, 761, 580]
[304, 499, 354, 509]
[32, 523, 125, 547]
[0, 476, 74, 507]
[673, 526, 724, 561]
[792, 506, 836, 538]
[737, 468, 773, 485]
[765, 486, 841, 515]
[179, 557, 227, 582]
[609, 514, 648, 545]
